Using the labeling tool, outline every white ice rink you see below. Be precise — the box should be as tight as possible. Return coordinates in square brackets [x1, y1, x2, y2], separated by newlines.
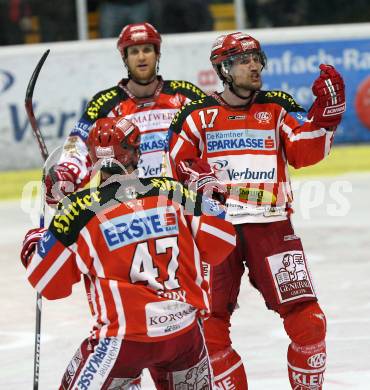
[1, 173, 370, 389]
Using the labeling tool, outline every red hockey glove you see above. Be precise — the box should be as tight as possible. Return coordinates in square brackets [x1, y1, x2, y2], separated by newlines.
[176, 158, 227, 205]
[308, 64, 345, 128]
[45, 161, 88, 205]
[21, 227, 47, 268]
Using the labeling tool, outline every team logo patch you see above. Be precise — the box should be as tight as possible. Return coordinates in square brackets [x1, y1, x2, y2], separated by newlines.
[254, 111, 272, 123]
[307, 352, 326, 369]
[266, 250, 316, 304]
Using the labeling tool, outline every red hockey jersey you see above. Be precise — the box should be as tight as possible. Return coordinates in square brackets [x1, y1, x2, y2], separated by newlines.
[167, 91, 335, 224]
[26, 176, 235, 342]
[62, 77, 206, 180]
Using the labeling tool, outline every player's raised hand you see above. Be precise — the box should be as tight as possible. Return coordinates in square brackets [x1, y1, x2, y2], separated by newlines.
[45, 160, 89, 205]
[20, 227, 47, 267]
[308, 64, 345, 129]
[176, 157, 227, 204]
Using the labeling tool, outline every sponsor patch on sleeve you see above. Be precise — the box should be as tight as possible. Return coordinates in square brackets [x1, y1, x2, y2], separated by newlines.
[70, 119, 92, 141]
[289, 111, 309, 125]
[37, 231, 57, 258]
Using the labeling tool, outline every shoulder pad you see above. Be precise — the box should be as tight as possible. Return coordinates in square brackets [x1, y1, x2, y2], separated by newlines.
[257, 90, 306, 112]
[170, 95, 218, 134]
[84, 85, 126, 121]
[163, 80, 207, 100]
[50, 188, 103, 246]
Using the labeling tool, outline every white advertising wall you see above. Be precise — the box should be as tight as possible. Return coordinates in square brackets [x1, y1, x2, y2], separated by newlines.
[0, 23, 369, 170]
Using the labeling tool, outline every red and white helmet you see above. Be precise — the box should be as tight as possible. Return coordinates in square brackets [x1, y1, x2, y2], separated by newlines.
[117, 22, 161, 57]
[210, 32, 266, 79]
[87, 117, 141, 173]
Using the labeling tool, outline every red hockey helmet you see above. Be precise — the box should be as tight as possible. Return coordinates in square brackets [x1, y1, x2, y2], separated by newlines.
[87, 117, 141, 173]
[210, 32, 266, 79]
[117, 22, 161, 57]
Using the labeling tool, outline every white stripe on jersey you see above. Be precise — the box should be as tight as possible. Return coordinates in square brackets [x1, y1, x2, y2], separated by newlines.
[109, 280, 126, 338]
[281, 123, 326, 141]
[200, 223, 236, 246]
[81, 227, 105, 278]
[170, 137, 184, 161]
[324, 130, 334, 156]
[76, 252, 89, 274]
[86, 274, 99, 321]
[26, 252, 45, 278]
[193, 241, 210, 312]
[69, 243, 89, 274]
[186, 115, 204, 153]
[191, 216, 200, 238]
[95, 278, 109, 338]
[34, 248, 71, 293]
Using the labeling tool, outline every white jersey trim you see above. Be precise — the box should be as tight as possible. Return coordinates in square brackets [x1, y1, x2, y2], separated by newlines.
[81, 227, 105, 278]
[95, 278, 109, 338]
[186, 115, 204, 153]
[281, 123, 326, 141]
[109, 280, 126, 338]
[200, 223, 236, 246]
[34, 248, 71, 293]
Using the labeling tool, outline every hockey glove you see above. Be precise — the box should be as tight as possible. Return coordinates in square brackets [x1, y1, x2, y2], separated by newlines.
[176, 158, 227, 205]
[45, 160, 89, 205]
[21, 227, 47, 268]
[308, 64, 345, 128]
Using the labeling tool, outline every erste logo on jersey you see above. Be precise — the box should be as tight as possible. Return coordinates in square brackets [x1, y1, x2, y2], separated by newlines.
[206, 129, 276, 153]
[101, 207, 179, 250]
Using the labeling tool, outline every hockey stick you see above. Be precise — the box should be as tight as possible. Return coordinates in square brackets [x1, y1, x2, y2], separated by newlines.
[25, 49, 50, 390]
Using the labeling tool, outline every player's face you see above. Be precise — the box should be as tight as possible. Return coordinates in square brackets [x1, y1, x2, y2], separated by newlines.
[125, 44, 158, 83]
[229, 52, 263, 91]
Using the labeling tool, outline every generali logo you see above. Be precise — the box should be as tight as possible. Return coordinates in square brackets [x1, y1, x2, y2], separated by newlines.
[254, 111, 272, 123]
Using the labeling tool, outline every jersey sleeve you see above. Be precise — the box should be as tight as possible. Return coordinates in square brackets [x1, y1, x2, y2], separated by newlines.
[188, 210, 236, 266]
[275, 92, 335, 169]
[25, 230, 81, 300]
[166, 99, 209, 177]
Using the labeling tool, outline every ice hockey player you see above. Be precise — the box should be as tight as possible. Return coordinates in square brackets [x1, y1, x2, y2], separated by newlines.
[21, 116, 236, 389]
[167, 32, 346, 389]
[45, 22, 206, 205]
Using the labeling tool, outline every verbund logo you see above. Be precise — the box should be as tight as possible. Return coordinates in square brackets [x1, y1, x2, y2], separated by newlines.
[0, 70, 14, 95]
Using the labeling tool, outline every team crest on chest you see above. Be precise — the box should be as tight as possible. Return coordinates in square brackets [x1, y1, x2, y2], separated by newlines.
[254, 111, 272, 123]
